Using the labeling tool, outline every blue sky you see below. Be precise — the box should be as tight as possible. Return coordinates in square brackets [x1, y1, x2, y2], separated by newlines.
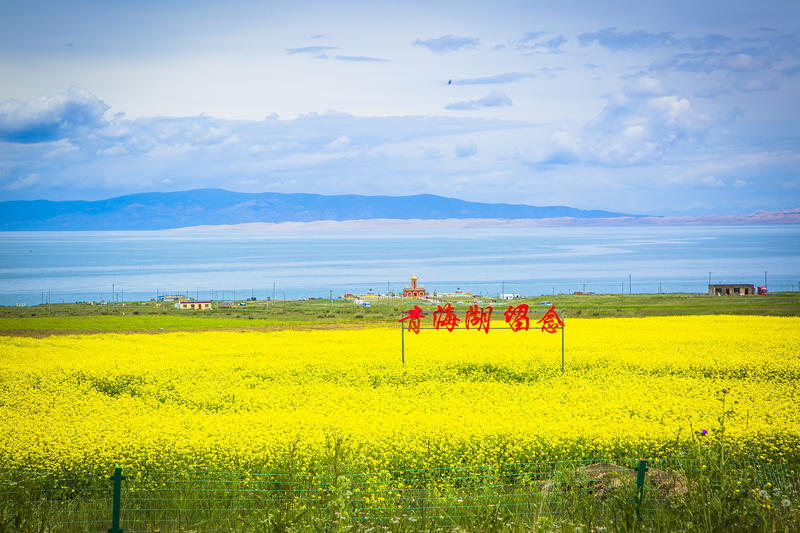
[0, 0, 798, 215]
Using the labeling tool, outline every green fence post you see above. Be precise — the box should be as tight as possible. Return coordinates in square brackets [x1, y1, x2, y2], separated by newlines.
[109, 466, 125, 533]
[634, 460, 648, 520]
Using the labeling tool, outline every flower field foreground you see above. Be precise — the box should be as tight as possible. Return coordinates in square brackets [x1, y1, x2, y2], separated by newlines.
[0, 315, 798, 479]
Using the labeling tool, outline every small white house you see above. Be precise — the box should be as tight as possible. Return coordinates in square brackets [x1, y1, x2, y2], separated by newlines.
[500, 293, 520, 300]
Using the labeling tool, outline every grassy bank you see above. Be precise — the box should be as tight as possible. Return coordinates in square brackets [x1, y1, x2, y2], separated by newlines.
[1, 292, 799, 333]
[4, 456, 798, 532]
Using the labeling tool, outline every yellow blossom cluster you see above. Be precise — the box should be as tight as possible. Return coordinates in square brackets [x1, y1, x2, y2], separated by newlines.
[0, 315, 798, 479]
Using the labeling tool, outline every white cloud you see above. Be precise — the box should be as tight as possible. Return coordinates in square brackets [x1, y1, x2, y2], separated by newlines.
[623, 75, 667, 97]
[43, 139, 79, 158]
[101, 145, 127, 156]
[147, 143, 194, 157]
[0, 75, 795, 215]
[648, 32, 800, 95]
[700, 175, 724, 186]
[578, 27, 677, 50]
[0, 87, 108, 143]
[648, 96, 692, 125]
[413, 35, 479, 53]
[249, 144, 267, 154]
[285, 46, 336, 55]
[326, 136, 351, 149]
[578, 89, 706, 166]
[3, 173, 39, 190]
[446, 90, 512, 110]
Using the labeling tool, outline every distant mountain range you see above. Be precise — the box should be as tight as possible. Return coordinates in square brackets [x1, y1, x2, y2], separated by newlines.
[0, 189, 633, 230]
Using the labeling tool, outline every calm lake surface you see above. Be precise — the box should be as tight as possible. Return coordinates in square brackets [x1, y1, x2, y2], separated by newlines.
[1, 224, 799, 305]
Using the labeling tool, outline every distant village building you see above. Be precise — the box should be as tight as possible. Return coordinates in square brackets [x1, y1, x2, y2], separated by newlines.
[402, 275, 427, 298]
[159, 294, 187, 302]
[176, 300, 212, 310]
[708, 284, 756, 296]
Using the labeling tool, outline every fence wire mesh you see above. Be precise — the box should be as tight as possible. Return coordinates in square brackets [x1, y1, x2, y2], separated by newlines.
[1, 458, 797, 532]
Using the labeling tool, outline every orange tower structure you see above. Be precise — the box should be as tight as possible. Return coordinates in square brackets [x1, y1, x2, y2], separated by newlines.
[402, 275, 427, 298]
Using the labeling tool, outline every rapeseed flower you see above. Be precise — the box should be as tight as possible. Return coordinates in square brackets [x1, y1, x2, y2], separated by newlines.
[0, 315, 797, 479]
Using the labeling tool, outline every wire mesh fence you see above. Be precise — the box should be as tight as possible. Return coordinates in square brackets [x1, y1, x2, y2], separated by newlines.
[1, 458, 798, 532]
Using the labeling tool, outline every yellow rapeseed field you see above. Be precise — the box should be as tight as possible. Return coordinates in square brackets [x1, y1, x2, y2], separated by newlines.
[0, 315, 798, 478]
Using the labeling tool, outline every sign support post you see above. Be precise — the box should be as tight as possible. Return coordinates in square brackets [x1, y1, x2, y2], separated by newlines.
[560, 311, 565, 374]
[401, 321, 405, 364]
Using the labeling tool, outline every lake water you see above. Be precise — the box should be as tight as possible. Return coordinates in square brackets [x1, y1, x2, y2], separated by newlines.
[1, 223, 798, 306]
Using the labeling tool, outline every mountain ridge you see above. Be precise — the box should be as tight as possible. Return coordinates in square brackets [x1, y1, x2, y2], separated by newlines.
[0, 188, 635, 231]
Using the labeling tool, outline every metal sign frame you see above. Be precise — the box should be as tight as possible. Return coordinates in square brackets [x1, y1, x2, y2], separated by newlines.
[400, 308, 565, 373]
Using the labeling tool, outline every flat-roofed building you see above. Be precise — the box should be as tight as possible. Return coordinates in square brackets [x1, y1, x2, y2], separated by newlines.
[176, 300, 212, 310]
[709, 284, 755, 296]
[159, 294, 187, 302]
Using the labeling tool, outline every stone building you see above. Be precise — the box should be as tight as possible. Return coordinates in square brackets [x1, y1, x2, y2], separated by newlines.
[708, 284, 755, 296]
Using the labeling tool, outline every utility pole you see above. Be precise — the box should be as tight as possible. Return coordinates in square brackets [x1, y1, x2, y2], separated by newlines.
[273, 281, 276, 302]
[765, 271, 767, 290]
[112, 284, 115, 312]
[629, 274, 632, 295]
[330, 290, 333, 309]
[708, 272, 711, 286]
